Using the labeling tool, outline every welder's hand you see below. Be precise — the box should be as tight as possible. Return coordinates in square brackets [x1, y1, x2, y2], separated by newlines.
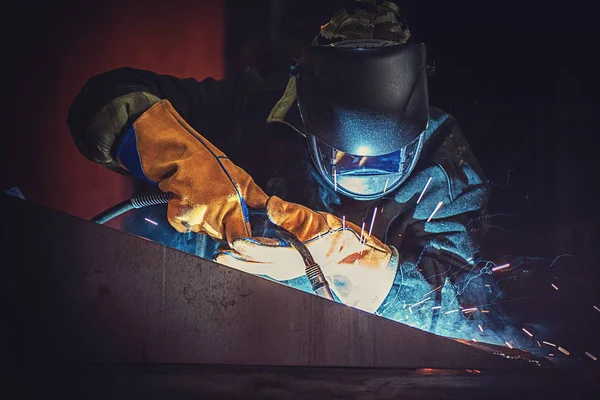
[118, 100, 268, 244]
[215, 196, 399, 312]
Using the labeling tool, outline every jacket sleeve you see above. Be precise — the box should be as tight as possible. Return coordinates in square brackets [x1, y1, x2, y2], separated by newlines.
[66, 67, 246, 169]
[386, 109, 491, 305]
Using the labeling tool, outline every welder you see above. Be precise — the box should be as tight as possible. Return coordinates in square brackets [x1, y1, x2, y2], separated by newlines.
[66, 1, 491, 333]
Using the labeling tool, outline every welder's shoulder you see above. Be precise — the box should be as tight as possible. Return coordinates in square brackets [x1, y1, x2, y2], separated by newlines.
[424, 107, 480, 164]
[421, 106, 489, 197]
[423, 107, 463, 145]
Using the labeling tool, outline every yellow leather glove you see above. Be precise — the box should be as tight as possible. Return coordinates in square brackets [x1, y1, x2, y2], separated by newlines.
[118, 100, 268, 243]
[215, 196, 399, 312]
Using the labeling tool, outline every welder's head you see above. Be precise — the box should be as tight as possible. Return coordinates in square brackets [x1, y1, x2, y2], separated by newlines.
[296, 1, 429, 200]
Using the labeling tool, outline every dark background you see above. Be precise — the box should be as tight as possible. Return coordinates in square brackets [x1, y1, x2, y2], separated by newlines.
[2, 0, 598, 361]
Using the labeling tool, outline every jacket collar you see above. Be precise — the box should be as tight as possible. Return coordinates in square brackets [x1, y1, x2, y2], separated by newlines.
[267, 77, 306, 135]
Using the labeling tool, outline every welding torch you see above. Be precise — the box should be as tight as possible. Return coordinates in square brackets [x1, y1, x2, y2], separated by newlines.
[92, 191, 335, 301]
[247, 208, 335, 301]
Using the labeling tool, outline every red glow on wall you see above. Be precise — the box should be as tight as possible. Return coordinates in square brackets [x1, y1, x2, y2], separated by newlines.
[6, 0, 224, 224]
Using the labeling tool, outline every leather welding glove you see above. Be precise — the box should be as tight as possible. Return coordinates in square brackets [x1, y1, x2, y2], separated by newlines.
[117, 99, 268, 243]
[78, 91, 162, 171]
[215, 196, 399, 312]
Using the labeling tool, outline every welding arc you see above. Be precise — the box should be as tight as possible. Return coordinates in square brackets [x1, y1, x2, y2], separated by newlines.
[92, 191, 172, 224]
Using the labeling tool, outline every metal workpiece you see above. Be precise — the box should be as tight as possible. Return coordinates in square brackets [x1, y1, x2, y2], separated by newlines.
[2, 194, 541, 370]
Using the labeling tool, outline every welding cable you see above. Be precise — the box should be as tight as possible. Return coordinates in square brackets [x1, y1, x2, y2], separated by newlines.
[92, 191, 172, 224]
[270, 227, 336, 301]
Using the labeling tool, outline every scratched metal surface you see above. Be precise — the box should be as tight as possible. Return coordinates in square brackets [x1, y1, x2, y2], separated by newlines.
[1, 194, 540, 370]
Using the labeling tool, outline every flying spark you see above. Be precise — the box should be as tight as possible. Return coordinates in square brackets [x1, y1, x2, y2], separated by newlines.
[505, 342, 513, 349]
[492, 263, 510, 272]
[558, 347, 570, 356]
[411, 297, 431, 308]
[383, 177, 390, 193]
[427, 201, 444, 222]
[444, 309, 459, 314]
[360, 221, 365, 243]
[144, 218, 158, 226]
[482, 310, 490, 313]
[472, 338, 477, 342]
[551, 284, 559, 290]
[594, 305, 600, 313]
[478, 324, 484, 333]
[431, 306, 442, 310]
[536, 341, 542, 347]
[462, 307, 478, 313]
[473, 370, 481, 374]
[342, 215, 346, 230]
[368, 207, 378, 236]
[423, 285, 442, 297]
[542, 341, 556, 347]
[417, 177, 433, 204]
[334, 168, 337, 191]
[522, 328, 534, 337]
[585, 352, 597, 361]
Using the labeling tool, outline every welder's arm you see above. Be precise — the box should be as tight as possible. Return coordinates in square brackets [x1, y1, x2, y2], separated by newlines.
[215, 196, 399, 313]
[66, 68, 268, 242]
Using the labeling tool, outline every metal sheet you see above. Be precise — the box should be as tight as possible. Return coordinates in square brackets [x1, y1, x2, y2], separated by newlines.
[1, 195, 541, 369]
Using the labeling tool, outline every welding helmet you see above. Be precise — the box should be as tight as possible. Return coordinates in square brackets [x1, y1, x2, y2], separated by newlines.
[296, 39, 429, 200]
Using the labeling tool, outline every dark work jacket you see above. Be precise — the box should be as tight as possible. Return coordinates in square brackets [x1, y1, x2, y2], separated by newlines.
[67, 67, 491, 308]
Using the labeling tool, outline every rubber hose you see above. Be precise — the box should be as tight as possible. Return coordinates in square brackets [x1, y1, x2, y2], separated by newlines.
[92, 191, 172, 224]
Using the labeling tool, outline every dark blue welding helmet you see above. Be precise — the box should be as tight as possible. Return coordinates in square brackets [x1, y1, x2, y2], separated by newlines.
[296, 39, 429, 200]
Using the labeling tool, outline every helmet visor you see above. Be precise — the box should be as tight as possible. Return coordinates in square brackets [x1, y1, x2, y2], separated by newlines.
[310, 133, 424, 199]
